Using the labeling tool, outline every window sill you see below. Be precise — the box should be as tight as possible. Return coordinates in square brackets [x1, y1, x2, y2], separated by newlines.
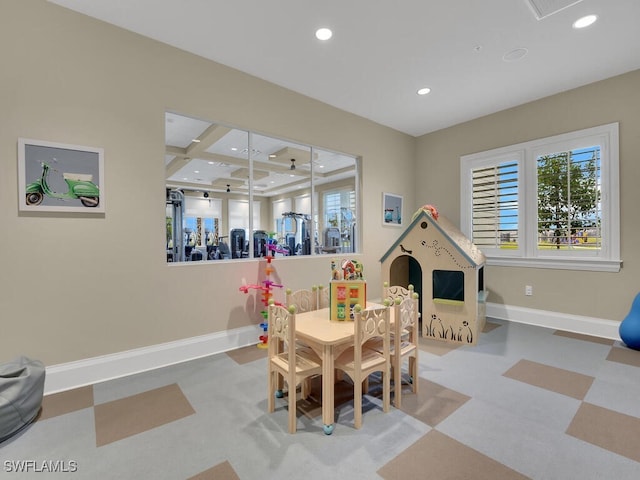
[486, 257, 621, 272]
[433, 298, 465, 306]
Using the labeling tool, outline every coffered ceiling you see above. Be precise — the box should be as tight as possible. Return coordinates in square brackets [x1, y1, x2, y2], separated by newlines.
[164, 112, 356, 196]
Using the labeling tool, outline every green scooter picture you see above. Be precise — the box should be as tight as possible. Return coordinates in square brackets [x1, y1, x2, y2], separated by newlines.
[25, 161, 100, 208]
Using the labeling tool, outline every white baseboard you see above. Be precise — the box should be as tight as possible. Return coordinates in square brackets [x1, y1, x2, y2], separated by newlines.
[44, 305, 621, 395]
[487, 302, 620, 340]
[44, 325, 258, 395]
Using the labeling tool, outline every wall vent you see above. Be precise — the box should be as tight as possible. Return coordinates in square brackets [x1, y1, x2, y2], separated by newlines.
[525, 0, 584, 20]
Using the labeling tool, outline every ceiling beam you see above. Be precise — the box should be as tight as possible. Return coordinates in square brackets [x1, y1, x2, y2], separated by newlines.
[165, 155, 191, 178]
[185, 124, 232, 157]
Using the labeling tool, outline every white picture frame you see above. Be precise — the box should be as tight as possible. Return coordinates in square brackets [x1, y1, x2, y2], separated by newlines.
[18, 138, 105, 214]
[382, 192, 403, 227]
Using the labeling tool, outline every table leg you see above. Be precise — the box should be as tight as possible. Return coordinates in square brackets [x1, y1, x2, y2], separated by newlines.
[322, 344, 335, 435]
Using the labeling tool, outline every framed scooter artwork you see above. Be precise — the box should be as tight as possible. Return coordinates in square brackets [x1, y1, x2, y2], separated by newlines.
[18, 138, 105, 214]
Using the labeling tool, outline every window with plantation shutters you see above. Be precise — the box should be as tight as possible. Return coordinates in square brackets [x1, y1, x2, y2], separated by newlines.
[325, 191, 341, 220]
[536, 147, 601, 252]
[471, 160, 519, 250]
[461, 123, 620, 272]
[323, 188, 356, 251]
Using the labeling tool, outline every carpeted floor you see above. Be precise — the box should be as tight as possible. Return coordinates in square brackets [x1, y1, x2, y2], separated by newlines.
[2, 319, 639, 479]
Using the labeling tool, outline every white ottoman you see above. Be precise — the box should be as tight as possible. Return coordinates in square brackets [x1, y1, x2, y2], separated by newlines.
[0, 356, 45, 442]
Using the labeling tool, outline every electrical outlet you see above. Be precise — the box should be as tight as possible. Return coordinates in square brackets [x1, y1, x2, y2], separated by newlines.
[525, 285, 533, 296]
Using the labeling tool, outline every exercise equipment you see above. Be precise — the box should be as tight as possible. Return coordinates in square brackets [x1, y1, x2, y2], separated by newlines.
[253, 230, 269, 258]
[166, 189, 185, 262]
[230, 229, 247, 259]
[281, 212, 311, 255]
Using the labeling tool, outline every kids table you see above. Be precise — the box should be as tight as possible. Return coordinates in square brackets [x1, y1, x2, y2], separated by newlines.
[294, 303, 387, 434]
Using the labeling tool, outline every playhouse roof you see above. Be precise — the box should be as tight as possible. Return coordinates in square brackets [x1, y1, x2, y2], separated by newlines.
[380, 209, 486, 266]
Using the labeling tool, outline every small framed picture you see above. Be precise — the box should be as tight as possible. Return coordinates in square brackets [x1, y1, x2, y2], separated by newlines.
[382, 192, 403, 227]
[18, 138, 104, 214]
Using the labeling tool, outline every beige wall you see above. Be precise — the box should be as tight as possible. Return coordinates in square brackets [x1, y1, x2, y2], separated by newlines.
[4, 1, 635, 368]
[416, 69, 640, 322]
[0, 1, 415, 365]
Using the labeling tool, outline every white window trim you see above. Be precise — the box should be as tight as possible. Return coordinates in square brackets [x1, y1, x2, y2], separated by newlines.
[461, 123, 620, 272]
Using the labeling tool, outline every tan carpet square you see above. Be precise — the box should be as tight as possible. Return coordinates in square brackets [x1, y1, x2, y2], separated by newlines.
[94, 383, 195, 447]
[553, 330, 615, 345]
[567, 402, 640, 463]
[226, 345, 267, 365]
[377, 429, 531, 480]
[398, 377, 470, 427]
[419, 336, 461, 356]
[503, 359, 594, 400]
[483, 321, 502, 333]
[607, 346, 640, 368]
[39, 385, 94, 421]
[188, 461, 240, 480]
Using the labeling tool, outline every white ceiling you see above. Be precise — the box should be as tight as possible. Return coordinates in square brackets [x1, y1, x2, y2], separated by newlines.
[49, 0, 640, 137]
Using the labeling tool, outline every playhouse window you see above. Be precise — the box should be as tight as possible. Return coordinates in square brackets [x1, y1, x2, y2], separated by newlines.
[460, 123, 620, 272]
[433, 270, 464, 303]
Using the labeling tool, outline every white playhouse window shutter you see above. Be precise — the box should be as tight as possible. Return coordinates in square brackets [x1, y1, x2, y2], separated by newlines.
[470, 161, 519, 249]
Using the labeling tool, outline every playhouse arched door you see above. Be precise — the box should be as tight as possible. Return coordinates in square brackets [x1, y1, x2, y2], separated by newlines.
[389, 255, 423, 317]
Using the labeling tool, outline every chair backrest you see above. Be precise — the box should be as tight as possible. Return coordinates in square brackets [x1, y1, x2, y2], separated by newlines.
[383, 282, 414, 303]
[317, 285, 330, 309]
[268, 304, 296, 361]
[353, 303, 391, 362]
[394, 294, 419, 342]
[286, 287, 317, 313]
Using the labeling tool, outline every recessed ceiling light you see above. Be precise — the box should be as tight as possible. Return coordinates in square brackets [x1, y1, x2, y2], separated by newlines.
[191, 139, 201, 143]
[315, 28, 333, 41]
[502, 48, 528, 62]
[573, 14, 597, 29]
[417, 87, 431, 96]
[194, 170, 199, 174]
[208, 161, 214, 165]
[231, 147, 238, 151]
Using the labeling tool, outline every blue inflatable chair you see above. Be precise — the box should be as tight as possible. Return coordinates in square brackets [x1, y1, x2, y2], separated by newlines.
[619, 293, 640, 350]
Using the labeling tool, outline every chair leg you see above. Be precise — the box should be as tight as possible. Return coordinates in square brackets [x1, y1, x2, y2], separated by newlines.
[409, 356, 418, 394]
[393, 356, 402, 408]
[354, 374, 363, 429]
[288, 380, 297, 434]
[301, 378, 311, 399]
[382, 366, 390, 414]
[268, 370, 275, 413]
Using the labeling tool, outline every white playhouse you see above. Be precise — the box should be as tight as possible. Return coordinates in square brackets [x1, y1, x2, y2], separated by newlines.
[380, 206, 488, 345]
